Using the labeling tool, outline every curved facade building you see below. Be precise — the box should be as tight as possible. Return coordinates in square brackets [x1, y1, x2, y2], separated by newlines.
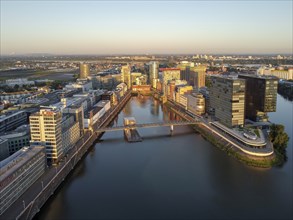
[187, 93, 205, 116]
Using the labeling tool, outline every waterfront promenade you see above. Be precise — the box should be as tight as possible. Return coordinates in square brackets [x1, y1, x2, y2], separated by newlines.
[166, 99, 274, 157]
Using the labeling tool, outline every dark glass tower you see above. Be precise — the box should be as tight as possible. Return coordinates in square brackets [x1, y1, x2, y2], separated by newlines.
[238, 74, 278, 122]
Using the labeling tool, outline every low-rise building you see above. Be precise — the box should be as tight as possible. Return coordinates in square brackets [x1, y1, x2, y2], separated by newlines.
[0, 111, 27, 133]
[187, 93, 205, 116]
[0, 125, 30, 155]
[132, 85, 151, 92]
[179, 94, 188, 110]
[84, 100, 111, 129]
[175, 85, 193, 103]
[5, 78, 35, 87]
[0, 138, 9, 160]
[101, 91, 117, 106]
[0, 146, 46, 215]
[258, 67, 293, 80]
[61, 115, 80, 154]
[65, 80, 92, 92]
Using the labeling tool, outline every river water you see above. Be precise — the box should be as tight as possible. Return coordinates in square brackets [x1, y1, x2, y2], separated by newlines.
[36, 95, 292, 220]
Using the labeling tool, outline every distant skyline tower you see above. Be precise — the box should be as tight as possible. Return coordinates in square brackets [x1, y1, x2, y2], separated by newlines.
[79, 63, 90, 79]
[149, 61, 159, 87]
[121, 64, 131, 89]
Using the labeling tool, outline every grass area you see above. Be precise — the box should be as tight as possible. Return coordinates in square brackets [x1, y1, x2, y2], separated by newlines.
[0, 69, 77, 81]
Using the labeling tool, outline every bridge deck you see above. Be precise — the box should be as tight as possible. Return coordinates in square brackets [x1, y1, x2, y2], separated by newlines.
[95, 120, 200, 132]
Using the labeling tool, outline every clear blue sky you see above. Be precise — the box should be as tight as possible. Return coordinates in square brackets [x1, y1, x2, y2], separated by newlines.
[1, 0, 292, 55]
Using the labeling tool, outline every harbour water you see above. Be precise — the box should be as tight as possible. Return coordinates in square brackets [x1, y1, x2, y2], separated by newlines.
[35, 95, 292, 220]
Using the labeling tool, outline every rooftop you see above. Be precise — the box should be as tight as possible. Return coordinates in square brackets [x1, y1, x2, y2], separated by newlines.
[239, 73, 278, 80]
[0, 111, 26, 122]
[0, 146, 45, 182]
[159, 68, 181, 71]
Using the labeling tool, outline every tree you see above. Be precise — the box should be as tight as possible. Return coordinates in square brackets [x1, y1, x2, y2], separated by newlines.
[205, 76, 212, 88]
[14, 84, 20, 91]
[269, 124, 289, 155]
[51, 80, 63, 90]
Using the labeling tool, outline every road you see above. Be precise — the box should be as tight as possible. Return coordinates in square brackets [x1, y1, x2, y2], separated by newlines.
[1, 91, 131, 220]
[1, 130, 92, 220]
[167, 99, 274, 157]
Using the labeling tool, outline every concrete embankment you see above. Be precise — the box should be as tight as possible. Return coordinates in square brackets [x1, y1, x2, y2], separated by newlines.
[4, 92, 132, 220]
[164, 101, 276, 168]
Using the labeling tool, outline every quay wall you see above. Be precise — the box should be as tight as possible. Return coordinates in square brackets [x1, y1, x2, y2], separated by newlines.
[13, 91, 132, 220]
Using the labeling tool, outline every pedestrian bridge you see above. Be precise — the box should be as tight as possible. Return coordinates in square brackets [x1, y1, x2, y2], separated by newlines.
[95, 120, 201, 133]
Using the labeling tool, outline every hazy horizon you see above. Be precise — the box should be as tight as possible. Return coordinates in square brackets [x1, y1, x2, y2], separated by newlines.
[1, 1, 292, 55]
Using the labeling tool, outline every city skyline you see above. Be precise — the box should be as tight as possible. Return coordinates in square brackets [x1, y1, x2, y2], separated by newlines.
[1, 0, 292, 55]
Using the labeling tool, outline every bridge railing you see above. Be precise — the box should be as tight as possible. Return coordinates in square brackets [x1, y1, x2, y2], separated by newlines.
[95, 120, 200, 132]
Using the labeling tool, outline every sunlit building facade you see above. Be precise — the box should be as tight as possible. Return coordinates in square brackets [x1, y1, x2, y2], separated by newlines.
[121, 65, 131, 88]
[161, 68, 181, 96]
[149, 61, 159, 87]
[30, 109, 63, 163]
[210, 76, 245, 128]
[79, 63, 90, 79]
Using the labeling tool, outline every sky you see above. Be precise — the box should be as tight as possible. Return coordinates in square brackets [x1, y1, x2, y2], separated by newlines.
[1, 0, 292, 55]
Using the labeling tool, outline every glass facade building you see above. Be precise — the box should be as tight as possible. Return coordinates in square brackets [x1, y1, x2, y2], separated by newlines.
[238, 74, 278, 122]
[210, 76, 246, 128]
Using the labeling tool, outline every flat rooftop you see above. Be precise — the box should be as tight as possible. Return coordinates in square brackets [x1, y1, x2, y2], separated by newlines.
[0, 146, 45, 183]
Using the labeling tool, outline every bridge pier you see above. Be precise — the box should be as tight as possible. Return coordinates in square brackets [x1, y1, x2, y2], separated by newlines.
[170, 125, 174, 135]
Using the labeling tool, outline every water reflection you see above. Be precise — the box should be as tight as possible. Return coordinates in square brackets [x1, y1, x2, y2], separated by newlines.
[35, 96, 292, 220]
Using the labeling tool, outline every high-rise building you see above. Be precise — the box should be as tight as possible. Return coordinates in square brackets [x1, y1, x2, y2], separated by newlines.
[30, 109, 63, 163]
[160, 68, 181, 96]
[149, 61, 159, 87]
[177, 61, 194, 82]
[121, 65, 131, 88]
[238, 74, 278, 122]
[190, 71, 205, 90]
[30, 106, 81, 163]
[189, 65, 206, 89]
[210, 76, 245, 128]
[79, 63, 90, 79]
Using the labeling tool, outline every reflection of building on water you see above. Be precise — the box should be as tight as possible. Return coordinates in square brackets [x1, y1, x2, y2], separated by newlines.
[123, 99, 132, 115]
[168, 111, 180, 121]
[162, 105, 170, 122]
[169, 111, 175, 121]
[137, 95, 148, 108]
[114, 115, 119, 126]
[151, 98, 160, 116]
